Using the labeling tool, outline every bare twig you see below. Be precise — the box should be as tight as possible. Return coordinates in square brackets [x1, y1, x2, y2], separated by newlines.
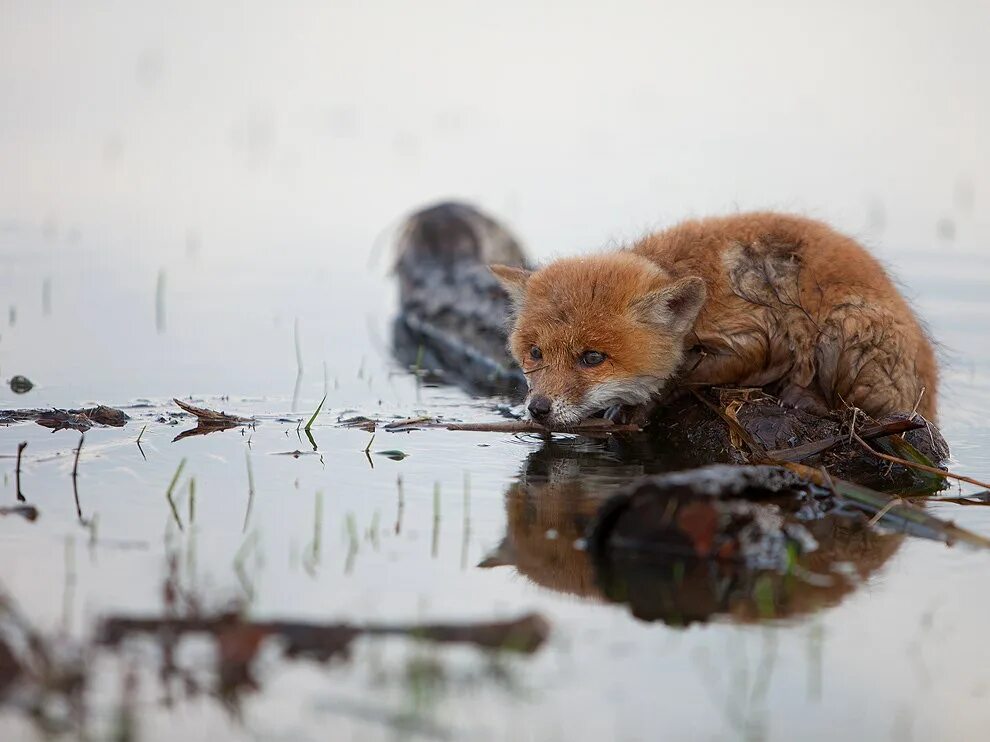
[923, 495, 990, 506]
[136, 424, 147, 461]
[165, 459, 187, 532]
[909, 386, 926, 420]
[447, 419, 640, 433]
[868, 496, 904, 527]
[71, 433, 84, 520]
[385, 418, 641, 434]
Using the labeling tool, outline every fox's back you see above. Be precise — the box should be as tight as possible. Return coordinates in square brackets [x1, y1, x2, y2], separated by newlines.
[632, 213, 938, 419]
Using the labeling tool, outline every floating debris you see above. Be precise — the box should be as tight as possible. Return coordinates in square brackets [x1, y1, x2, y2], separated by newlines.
[0, 504, 39, 521]
[0, 405, 128, 432]
[38, 406, 128, 432]
[173, 398, 252, 425]
[9, 375, 33, 394]
[338, 415, 377, 432]
[172, 398, 253, 441]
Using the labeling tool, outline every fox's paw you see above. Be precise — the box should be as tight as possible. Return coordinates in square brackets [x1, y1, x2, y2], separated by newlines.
[603, 403, 655, 427]
[779, 384, 829, 416]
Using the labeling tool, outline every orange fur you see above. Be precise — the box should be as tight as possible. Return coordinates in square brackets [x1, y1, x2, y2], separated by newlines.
[493, 212, 937, 425]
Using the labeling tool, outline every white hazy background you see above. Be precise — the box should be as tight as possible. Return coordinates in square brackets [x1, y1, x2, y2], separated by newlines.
[2, 0, 987, 263]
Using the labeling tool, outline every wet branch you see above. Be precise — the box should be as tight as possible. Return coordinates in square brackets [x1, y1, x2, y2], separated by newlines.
[383, 417, 642, 434]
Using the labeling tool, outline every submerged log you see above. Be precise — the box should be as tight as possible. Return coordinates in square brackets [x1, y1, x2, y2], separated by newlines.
[391, 201, 949, 487]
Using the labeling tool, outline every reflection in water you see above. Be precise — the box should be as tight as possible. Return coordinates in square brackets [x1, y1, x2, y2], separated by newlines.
[0, 546, 549, 739]
[483, 436, 902, 625]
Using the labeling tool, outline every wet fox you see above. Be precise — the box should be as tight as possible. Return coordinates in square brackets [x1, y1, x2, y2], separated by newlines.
[491, 212, 937, 426]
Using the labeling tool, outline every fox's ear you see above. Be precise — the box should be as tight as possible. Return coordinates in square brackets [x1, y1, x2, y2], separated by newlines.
[634, 276, 707, 335]
[490, 264, 532, 307]
[476, 538, 516, 568]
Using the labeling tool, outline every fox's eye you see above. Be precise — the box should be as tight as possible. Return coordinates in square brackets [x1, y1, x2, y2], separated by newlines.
[530, 346, 543, 361]
[580, 350, 607, 367]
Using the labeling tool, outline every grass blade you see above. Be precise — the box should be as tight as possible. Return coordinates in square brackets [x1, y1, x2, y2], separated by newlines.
[304, 394, 327, 432]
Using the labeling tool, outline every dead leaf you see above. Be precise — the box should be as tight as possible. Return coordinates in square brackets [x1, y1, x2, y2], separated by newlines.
[173, 398, 252, 424]
[724, 399, 746, 450]
[337, 415, 377, 432]
[34, 406, 129, 432]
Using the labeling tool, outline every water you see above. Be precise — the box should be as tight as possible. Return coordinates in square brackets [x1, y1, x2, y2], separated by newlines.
[2, 2, 990, 739]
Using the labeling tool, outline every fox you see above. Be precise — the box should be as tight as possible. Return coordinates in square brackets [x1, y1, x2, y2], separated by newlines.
[491, 212, 938, 427]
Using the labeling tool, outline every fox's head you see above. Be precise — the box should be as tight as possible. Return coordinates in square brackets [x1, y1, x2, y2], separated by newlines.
[491, 252, 706, 426]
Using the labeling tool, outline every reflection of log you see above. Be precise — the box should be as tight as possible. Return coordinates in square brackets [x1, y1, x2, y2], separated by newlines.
[100, 612, 550, 656]
[481, 444, 903, 625]
[392, 201, 948, 486]
[587, 464, 990, 623]
[99, 609, 549, 701]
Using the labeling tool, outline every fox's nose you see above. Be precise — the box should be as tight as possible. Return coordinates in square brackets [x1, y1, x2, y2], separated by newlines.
[527, 395, 552, 421]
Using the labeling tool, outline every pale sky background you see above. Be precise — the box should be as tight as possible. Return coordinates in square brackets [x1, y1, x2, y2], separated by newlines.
[2, 0, 987, 263]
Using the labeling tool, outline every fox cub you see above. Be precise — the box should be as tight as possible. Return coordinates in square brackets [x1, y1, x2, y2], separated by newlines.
[492, 212, 937, 427]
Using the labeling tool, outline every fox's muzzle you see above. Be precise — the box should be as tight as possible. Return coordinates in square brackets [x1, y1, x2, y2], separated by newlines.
[527, 395, 552, 422]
